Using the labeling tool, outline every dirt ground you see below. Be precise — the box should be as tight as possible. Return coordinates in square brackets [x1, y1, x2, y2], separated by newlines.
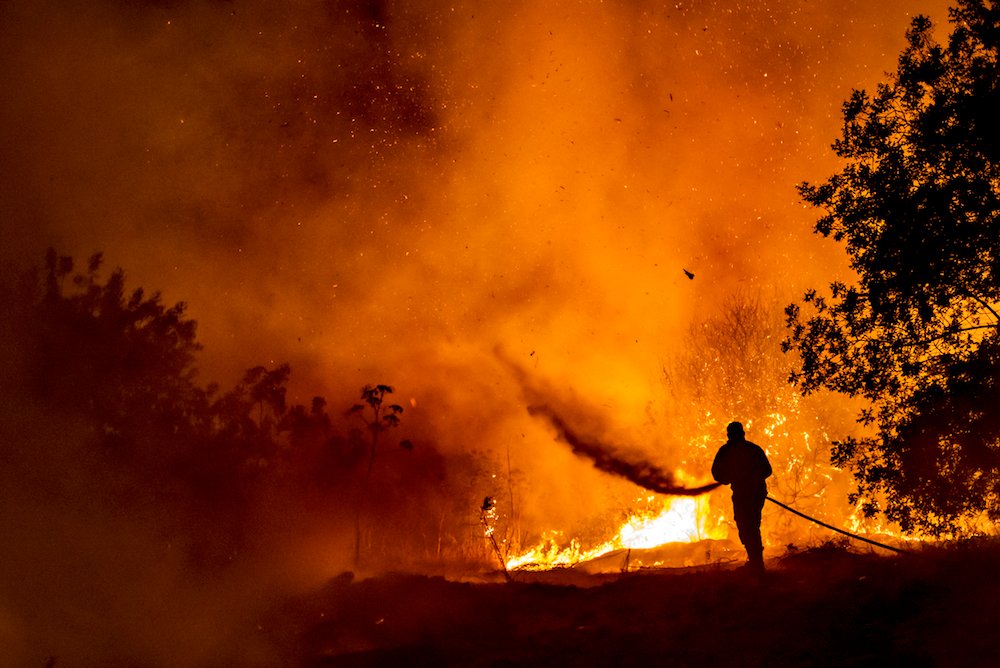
[265, 540, 1000, 667]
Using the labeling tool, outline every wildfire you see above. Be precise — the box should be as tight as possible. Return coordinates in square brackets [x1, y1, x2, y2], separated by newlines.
[506, 490, 727, 571]
[501, 400, 907, 573]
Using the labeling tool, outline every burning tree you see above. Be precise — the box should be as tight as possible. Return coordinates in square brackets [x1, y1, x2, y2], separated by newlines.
[479, 496, 512, 580]
[784, 1, 1000, 535]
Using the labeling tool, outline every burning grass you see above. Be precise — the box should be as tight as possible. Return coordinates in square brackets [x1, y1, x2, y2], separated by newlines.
[506, 494, 730, 572]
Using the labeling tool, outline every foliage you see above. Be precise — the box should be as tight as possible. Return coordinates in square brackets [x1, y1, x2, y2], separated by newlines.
[210, 362, 292, 470]
[784, 1, 1000, 534]
[348, 383, 406, 564]
[2, 248, 504, 569]
[27, 249, 210, 457]
[349, 384, 405, 473]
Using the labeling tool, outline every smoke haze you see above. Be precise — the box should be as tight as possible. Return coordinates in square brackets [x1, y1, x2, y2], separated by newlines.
[0, 0, 953, 664]
[1, 0, 950, 388]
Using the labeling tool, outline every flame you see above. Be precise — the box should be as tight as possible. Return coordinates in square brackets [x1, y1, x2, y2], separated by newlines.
[506, 489, 726, 571]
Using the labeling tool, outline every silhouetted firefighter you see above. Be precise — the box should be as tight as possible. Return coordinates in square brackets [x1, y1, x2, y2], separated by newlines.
[712, 421, 772, 573]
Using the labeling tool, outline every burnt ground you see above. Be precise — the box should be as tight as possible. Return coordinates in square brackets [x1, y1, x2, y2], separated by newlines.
[266, 541, 1000, 667]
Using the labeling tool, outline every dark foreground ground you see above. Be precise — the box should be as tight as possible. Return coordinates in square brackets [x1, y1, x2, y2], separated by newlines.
[267, 541, 1000, 667]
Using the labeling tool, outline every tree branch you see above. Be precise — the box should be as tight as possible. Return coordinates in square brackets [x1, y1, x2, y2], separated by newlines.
[901, 323, 998, 349]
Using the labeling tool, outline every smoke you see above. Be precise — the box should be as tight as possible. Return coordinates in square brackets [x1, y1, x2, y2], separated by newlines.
[0, 0, 956, 664]
[0, 0, 953, 389]
[498, 347, 719, 510]
[527, 403, 722, 496]
[0, 396, 297, 667]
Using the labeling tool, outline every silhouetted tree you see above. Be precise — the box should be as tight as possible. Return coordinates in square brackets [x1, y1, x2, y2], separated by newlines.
[3, 249, 500, 570]
[280, 396, 331, 456]
[784, 1, 1000, 534]
[211, 363, 291, 470]
[277, 395, 370, 493]
[348, 383, 404, 564]
[1, 250, 273, 566]
[27, 249, 209, 458]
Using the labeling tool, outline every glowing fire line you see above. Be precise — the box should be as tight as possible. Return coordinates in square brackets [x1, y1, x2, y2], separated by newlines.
[507, 494, 726, 571]
[504, 402, 726, 570]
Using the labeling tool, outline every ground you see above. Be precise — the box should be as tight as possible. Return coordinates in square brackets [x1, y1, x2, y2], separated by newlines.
[264, 540, 1000, 667]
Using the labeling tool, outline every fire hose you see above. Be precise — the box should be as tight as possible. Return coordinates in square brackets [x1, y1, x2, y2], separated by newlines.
[518, 400, 915, 556]
[766, 495, 913, 554]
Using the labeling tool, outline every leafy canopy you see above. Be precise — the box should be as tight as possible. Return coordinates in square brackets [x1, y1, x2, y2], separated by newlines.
[784, 0, 1000, 535]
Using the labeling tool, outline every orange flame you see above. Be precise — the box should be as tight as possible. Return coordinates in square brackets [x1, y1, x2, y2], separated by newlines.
[507, 486, 727, 571]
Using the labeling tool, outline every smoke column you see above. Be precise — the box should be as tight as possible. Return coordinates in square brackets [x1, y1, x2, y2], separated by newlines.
[527, 404, 721, 496]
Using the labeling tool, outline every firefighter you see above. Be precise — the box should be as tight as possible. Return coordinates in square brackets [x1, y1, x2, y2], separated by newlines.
[712, 421, 772, 573]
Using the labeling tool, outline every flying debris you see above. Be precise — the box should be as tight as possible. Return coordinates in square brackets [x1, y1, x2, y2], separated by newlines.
[683, 269, 695, 280]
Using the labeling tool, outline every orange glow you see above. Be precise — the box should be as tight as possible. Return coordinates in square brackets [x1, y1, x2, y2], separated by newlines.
[506, 473, 727, 571]
[0, 2, 968, 664]
[1, 0, 949, 597]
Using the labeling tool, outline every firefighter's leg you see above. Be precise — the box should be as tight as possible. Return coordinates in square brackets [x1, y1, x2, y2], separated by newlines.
[734, 496, 765, 569]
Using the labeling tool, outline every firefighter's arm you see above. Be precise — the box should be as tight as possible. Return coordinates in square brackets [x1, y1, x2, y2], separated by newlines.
[759, 448, 773, 480]
[711, 448, 731, 484]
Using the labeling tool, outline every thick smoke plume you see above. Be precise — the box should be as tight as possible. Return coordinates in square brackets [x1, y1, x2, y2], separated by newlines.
[527, 404, 721, 496]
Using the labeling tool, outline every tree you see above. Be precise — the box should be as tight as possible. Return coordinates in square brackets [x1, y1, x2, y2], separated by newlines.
[278, 396, 335, 472]
[784, 1, 1000, 535]
[211, 363, 291, 465]
[27, 248, 209, 457]
[348, 383, 405, 565]
[4, 249, 276, 566]
[349, 384, 404, 475]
